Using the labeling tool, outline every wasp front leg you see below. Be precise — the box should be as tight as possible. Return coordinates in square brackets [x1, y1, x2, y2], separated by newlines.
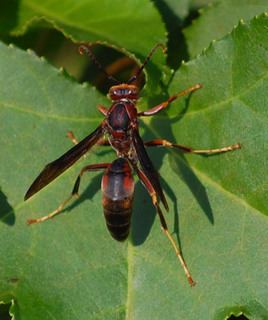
[138, 84, 202, 116]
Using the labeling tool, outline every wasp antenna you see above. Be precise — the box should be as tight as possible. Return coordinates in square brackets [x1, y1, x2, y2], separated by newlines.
[128, 43, 166, 84]
[79, 44, 120, 85]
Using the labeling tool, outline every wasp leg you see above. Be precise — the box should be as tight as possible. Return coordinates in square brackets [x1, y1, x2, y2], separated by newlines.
[98, 105, 109, 116]
[67, 131, 79, 145]
[138, 84, 202, 117]
[96, 139, 110, 146]
[27, 163, 110, 225]
[145, 139, 241, 155]
[67, 131, 109, 147]
[134, 165, 195, 286]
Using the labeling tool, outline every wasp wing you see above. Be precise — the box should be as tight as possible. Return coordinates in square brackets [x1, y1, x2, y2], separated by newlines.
[132, 129, 168, 211]
[25, 124, 104, 200]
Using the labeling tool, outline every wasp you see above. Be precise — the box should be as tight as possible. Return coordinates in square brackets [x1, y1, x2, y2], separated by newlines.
[25, 44, 240, 286]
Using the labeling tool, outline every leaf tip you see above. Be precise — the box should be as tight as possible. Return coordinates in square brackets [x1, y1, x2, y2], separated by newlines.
[26, 48, 37, 56]
[81, 82, 88, 88]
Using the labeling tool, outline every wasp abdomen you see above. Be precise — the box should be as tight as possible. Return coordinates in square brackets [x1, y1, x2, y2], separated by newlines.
[101, 158, 134, 241]
[103, 198, 133, 241]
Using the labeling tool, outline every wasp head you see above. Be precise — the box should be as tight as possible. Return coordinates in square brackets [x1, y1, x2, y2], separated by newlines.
[108, 84, 138, 101]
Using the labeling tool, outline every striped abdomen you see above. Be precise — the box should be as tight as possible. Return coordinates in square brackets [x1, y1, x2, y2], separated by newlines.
[101, 158, 134, 241]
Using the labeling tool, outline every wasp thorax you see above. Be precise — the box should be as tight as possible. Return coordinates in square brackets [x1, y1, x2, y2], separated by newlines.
[109, 84, 138, 100]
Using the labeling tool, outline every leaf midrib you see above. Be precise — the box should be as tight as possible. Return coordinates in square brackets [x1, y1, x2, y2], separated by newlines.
[124, 148, 265, 320]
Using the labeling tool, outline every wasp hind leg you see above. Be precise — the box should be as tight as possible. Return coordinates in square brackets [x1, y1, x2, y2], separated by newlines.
[134, 165, 195, 286]
[27, 163, 110, 225]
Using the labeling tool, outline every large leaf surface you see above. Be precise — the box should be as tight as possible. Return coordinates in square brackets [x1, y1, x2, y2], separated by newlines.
[0, 13, 268, 320]
[0, 0, 166, 93]
[158, 0, 190, 20]
[190, 0, 219, 8]
[184, 0, 268, 57]
[128, 13, 268, 320]
[3, 0, 165, 58]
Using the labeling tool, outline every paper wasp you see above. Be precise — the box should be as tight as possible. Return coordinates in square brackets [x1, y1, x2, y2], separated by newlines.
[25, 44, 240, 286]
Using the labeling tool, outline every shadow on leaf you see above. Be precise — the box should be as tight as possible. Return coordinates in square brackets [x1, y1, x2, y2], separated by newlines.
[130, 90, 215, 249]
[0, 188, 15, 226]
[149, 91, 214, 224]
[61, 173, 103, 214]
[131, 182, 156, 246]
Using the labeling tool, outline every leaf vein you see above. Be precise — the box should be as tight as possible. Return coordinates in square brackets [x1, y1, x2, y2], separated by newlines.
[186, 68, 268, 117]
[0, 102, 101, 123]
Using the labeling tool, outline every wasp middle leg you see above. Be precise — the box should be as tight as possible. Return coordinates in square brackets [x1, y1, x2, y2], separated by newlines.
[145, 139, 241, 155]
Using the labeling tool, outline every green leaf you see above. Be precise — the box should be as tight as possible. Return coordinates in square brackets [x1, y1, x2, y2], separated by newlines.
[184, 0, 268, 57]
[159, 0, 190, 20]
[4, 0, 165, 59]
[190, 0, 219, 9]
[4, 0, 166, 94]
[1, 12, 268, 320]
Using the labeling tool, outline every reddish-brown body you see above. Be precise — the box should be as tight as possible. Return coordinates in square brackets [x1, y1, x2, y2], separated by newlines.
[105, 100, 137, 156]
[25, 44, 240, 286]
[99, 89, 139, 241]
[101, 158, 134, 241]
